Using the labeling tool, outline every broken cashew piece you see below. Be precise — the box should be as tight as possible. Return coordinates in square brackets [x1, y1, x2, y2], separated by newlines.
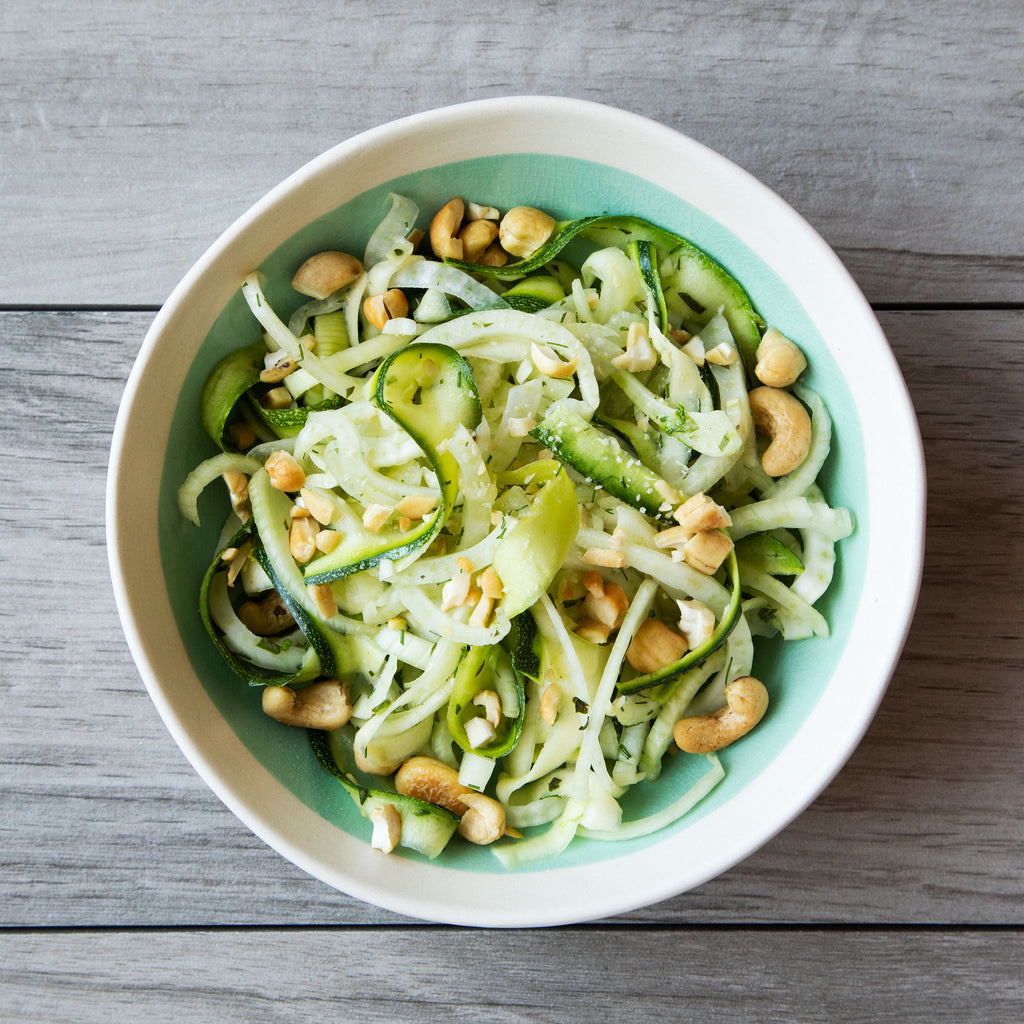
[531, 342, 578, 379]
[673, 676, 769, 753]
[748, 386, 812, 477]
[370, 804, 402, 854]
[261, 680, 352, 730]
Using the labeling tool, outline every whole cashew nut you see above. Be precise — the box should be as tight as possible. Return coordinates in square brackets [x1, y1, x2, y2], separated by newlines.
[755, 328, 807, 388]
[499, 206, 556, 259]
[457, 791, 507, 845]
[748, 386, 812, 477]
[673, 676, 769, 753]
[429, 198, 465, 260]
[261, 680, 352, 730]
[394, 755, 473, 815]
[291, 251, 364, 299]
[394, 755, 513, 845]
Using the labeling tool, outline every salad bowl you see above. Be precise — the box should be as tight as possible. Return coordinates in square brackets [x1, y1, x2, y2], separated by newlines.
[107, 96, 924, 926]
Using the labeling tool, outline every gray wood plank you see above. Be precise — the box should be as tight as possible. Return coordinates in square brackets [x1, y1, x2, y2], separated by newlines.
[2, 308, 1021, 927]
[3, 928, 1023, 1023]
[2, 1, 1021, 306]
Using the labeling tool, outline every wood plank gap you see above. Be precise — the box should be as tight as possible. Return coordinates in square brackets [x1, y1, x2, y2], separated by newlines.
[0, 304, 163, 313]
[3, 923, 1022, 936]
[872, 301, 1024, 312]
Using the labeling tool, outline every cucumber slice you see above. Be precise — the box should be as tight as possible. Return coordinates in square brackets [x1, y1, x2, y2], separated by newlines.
[531, 404, 672, 516]
[627, 239, 668, 333]
[504, 275, 566, 306]
[491, 463, 579, 618]
[735, 532, 805, 575]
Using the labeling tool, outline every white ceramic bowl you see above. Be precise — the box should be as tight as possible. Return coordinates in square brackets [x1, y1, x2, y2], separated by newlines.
[107, 96, 925, 926]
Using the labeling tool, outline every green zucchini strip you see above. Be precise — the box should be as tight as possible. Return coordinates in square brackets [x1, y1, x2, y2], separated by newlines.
[198, 520, 320, 687]
[617, 549, 743, 695]
[309, 729, 459, 859]
[200, 340, 266, 449]
[303, 342, 481, 585]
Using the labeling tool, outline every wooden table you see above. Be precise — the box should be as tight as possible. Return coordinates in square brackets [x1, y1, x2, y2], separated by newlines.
[3, 2, 1022, 1019]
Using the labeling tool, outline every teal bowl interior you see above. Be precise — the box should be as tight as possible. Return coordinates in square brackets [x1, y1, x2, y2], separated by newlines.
[159, 153, 867, 873]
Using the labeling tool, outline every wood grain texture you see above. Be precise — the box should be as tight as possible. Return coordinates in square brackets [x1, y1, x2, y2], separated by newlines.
[2, 309, 1021, 928]
[2, 0, 1022, 306]
[3, 928, 1023, 1023]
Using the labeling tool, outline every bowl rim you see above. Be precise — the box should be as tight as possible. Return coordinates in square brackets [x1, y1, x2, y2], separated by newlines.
[107, 95, 926, 926]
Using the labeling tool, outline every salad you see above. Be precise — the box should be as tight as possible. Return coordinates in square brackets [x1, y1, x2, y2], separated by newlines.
[179, 193, 853, 866]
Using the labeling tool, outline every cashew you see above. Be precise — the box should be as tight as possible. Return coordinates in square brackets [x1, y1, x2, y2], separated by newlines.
[499, 206, 556, 259]
[261, 386, 293, 410]
[508, 416, 536, 438]
[530, 342, 578, 379]
[466, 201, 500, 221]
[291, 251, 364, 299]
[582, 571, 629, 631]
[676, 599, 715, 648]
[370, 803, 402, 854]
[228, 420, 256, 450]
[755, 328, 807, 388]
[748, 385, 812, 477]
[673, 492, 732, 532]
[472, 689, 502, 727]
[362, 503, 394, 532]
[464, 716, 497, 749]
[259, 352, 298, 383]
[300, 487, 335, 526]
[222, 470, 251, 519]
[355, 745, 404, 777]
[238, 590, 294, 636]
[681, 529, 734, 575]
[458, 219, 500, 263]
[704, 341, 738, 366]
[222, 542, 250, 587]
[476, 567, 504, 600]
[363, 288, 409, 331]
[308, 581, 338, 619]
[430, 197, 465, 260]
[468, 593, 495, 628]
[626, 619, 688, 674]
[680, 336, 706, 366]
[441, 566, 473, 611]
[261, 679, 352, 730]
[540, 682, 561, 725]
[265, 450, 305, 492]
[478, 242, 508, 267]
[394, 493, 438, 521]
[582, 547, 626, 568]
[315, 529, 341, 554]
[611, 322, 657, 372]
[394, 755, 473, 815]
[457, 791, 507, 845]
[289, 515, 318, 563]
[673, 676, 769, 753]
[575, 617, 612, 645]
[654, 524, 693, 549]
